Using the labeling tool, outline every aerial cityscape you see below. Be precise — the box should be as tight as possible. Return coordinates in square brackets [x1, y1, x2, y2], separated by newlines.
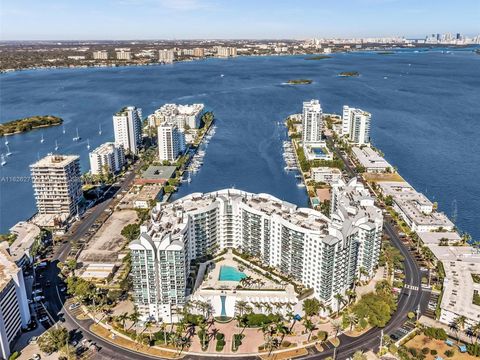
[0, 1, 479, 360]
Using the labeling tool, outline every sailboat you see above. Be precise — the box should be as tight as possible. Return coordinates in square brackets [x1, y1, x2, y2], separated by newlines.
[40, 133, 45, 143]
[5, 144, 12, 157]
[54, 140, 59, 151]
[187, 172, 191, 183]
[72, 128, 80, 141]
[62, 126, 66, 134]
[4, 138, 8, 146]
[98, 124, 102, 135]
[87, 139, 91, 150]
[1, 154, 6, 166]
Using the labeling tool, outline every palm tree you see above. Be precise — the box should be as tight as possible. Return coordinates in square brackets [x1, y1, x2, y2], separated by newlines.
[471, 321, 480, 345]
[117, 312, 129, 330]
[345, 312, 358, 331]
[235, 300, 248, 316]
[275, 320, 289, 343]
[198, 320, 208, 350]
[303, 318, 316, 341]
[142, 321, 153, 345]
[331, 319, 343, 341]
[265, 303, 273, 315]
[455, 315, 467, 344]
[129, 309, 141, 330]
[352, 350, 367, 360]
[286, 311, 296, 332]
[334, 293, 345, 316]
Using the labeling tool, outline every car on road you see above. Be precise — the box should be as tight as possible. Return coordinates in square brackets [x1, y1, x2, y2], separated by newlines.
[59, 285, 66, 292]
[29, 336, 38, 344]
[38, 316, 49, 322]
[34, 295, 45, 302]
[31, 354, 41, 360]
[69, 302, 81, 310]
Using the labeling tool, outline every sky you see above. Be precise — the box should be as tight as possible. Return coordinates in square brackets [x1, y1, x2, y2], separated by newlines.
[0, 0, 479, 40]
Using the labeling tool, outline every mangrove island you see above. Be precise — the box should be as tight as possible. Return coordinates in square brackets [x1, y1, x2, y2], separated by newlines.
[287, 79, 313, 85]
[0, 115, 63, 136]
[304, 55, 332, 60]
[338, 71, 360, 77]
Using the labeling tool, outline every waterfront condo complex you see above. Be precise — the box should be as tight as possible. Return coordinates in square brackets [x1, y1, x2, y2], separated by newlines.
[113, 106, 143, 155]
[147, 103, 204, 130]
[129, 180, 383, 322]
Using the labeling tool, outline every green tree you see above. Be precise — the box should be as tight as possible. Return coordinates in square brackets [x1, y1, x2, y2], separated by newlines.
[352, 350, 367, 360]
[38, 327, 69, 354]
[345, 311, 358, 331]
[302, 298, 321, 317]
[303, 318, 316, 341]
[121, 223, 140, 241]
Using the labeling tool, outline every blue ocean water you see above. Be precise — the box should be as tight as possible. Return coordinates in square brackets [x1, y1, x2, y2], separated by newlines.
[0, 50, 479, 239]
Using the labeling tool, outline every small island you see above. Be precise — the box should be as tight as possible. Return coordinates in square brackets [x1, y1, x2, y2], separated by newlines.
[287, 79, 313, 85]
[0, 115, 63, 136]
[305, 55, 332, 60]
[338, 71, 360, 77]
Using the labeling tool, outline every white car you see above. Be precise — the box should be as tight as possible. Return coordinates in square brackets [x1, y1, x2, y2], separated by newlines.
[69, 302, 81, 310]
[31, 354, 41, 360]
[29, 336, 38, 344]
[33, 296, 45, 302]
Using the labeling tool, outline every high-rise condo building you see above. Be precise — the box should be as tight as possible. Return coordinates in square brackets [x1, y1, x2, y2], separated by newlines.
[216, 47, 237, 57]
[157, 122, 186, 162]
[158, 49, 175, 64]
[193, 48, 205, 57]
[0, 246, 31, 360]
[129, 181, 382, 322]
[93, 50, 108, 60]
[30, 155, 82, 218]
[302, 99, 323, 144]
[89, 142, 125, 175]
[116, 50, 132, 60]
[113, 106, 143, 155]
[342, 106, 371, 145]
[148, 104, 204, 130]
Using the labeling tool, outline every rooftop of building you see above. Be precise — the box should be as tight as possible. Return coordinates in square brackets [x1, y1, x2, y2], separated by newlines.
[134, 185, 163, 202]
[379, 182, 454, 228]
[90, 142, 121, 155]
[141, 165, 177, 181]
[8, 222, 41, 262]
[418, 231, 462, 245]
[428, 245, 480, 322]
[352, 146, 391, 169]
[153, 103, 204, 117]
[114, 106, 138, 116]
[30, 154, 80, 169]
[311, 167, 342, 174]
[0, 244, 20, 291]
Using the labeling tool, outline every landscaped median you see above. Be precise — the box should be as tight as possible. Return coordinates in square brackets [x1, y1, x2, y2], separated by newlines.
[90, 323, 182, 359]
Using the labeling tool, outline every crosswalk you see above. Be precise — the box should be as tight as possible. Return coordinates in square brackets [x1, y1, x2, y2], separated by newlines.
[404, 284, 419, 291]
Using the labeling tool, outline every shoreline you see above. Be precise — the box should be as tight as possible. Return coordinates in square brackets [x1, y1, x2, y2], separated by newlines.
[2, 46, 478, 75]
[1, 121, 63, 137]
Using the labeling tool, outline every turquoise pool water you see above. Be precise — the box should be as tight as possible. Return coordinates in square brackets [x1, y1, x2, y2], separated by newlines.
[218, 265, 246, 281]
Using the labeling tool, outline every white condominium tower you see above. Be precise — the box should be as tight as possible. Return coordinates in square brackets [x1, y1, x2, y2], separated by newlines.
[30, 155, 82, 217]
[113, 106, 142, 155]
[129, 181, 382, 322]
[148, 103, 204, 130]
[216, 47, 237, 57]
[342, 105, 371, 145]
[89, 142, 125, 175]
[0, 246, 31, 360]
[302, 99, 323, 144]
[92, 50, 108, 60]
[157, 122, 186, 162]
[158, 49, 175, 64]
[116, 50, 132, 60]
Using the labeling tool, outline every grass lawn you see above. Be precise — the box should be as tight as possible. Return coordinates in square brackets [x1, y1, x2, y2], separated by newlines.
[405, 334, 476, 360]
[362, 172, 405, 183]
[259, 347, 308, 360]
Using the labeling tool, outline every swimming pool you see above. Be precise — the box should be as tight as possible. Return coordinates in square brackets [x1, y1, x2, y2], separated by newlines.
[218, 265, 246, 281]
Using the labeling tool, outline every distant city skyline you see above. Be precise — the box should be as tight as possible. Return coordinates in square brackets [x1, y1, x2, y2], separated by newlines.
[1, 0, 479, 40]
